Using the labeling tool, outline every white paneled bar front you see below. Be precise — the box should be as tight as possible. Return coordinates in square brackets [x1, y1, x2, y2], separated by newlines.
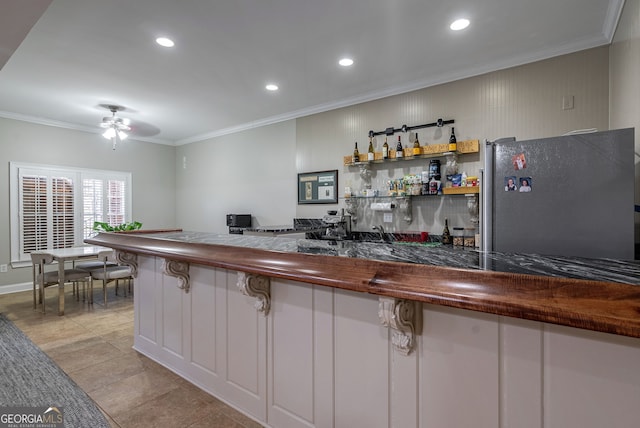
[131, 254, 640, 428]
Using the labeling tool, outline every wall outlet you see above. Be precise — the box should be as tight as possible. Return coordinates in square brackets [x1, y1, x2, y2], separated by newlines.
[0, 264, 7, 273]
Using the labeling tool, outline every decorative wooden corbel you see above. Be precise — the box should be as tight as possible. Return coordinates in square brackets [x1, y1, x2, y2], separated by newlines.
[163, 259, 191, 293]
[237, 272, 271, 315]
[378, 297, 421, 355]
[115, 251, 138, 277]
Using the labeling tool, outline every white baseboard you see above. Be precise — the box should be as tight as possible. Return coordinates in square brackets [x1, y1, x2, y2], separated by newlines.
[0, 282, 32, 295]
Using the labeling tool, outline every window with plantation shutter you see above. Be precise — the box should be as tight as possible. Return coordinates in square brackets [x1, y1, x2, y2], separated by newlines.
[10, 162, 132, 267]
[20, 175, 48, 253]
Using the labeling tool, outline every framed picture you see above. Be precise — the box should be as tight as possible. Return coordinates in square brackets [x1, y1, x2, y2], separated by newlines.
[297, 170, 338, 204]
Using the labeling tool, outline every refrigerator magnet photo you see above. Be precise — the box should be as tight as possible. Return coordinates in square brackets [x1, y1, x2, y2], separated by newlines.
[519, 177, 532, 192]
[504, 176, 517, 191]
[512, 153, 527, 170]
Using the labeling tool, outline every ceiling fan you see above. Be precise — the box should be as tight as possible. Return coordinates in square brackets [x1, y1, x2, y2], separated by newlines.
[99, 105, 130, 150]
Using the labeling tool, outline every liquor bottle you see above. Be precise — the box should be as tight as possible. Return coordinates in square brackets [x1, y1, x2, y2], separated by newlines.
[395, 135, 403, 158]
[382, 137, 389, 159]
[353, 142, 360, 163]
[448, 127, 457, 152]
[441, 218, 452, 245]
[367, 137, 375, 161]
[412, 132, 421, 156]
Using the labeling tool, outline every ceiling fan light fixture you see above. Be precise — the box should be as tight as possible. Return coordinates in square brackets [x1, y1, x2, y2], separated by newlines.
[102, 127, 116, 139]
[99, 105, 130, 149]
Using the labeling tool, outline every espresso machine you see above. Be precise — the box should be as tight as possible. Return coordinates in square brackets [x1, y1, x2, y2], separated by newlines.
[322, 209, 351, 240]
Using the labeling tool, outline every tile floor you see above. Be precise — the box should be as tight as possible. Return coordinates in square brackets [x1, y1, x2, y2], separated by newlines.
[0, 286, 264, 428]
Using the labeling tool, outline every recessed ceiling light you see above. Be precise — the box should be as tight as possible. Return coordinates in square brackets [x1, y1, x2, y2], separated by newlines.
[265, 84, 279, 91]
[339, 58, 354, 67]
[450, 18, 470, 31]
[155, 37, 175, 47]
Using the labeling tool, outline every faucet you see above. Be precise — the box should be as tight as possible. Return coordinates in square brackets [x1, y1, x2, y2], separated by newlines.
[372, 225, 386, 242]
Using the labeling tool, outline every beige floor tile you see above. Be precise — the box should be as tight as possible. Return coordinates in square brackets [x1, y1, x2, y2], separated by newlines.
[0, 290, 261, 428]
[89, 369, 179, 416]
[67, 351, 147, 393]
[114, 384, 221, 428]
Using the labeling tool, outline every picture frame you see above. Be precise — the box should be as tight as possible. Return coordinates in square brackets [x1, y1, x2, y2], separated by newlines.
[297, 170, 338, 204]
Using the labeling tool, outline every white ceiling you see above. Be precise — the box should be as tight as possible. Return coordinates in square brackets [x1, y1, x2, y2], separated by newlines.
[0, 0, 624, 146]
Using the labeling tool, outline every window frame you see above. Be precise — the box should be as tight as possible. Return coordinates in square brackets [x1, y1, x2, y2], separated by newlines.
[9, 162, 132, 268]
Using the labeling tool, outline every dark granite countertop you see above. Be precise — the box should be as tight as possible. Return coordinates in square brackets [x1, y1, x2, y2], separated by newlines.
[132, 231, 640, 286]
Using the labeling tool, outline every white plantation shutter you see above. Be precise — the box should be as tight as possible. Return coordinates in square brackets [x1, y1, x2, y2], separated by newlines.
[52, 176, 75, 248]
[82, 177, 127, 239]
[10, 162, 132, 265]
[107, 179, 126, 226]
[20, 174, 48, 253]
[83, 178, 104, 239]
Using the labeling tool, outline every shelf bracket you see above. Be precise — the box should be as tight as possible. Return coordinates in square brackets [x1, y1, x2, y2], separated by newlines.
[237, 271, 271, 316]
[115, 251, 138, 278]
[345, 198, 358, 224]
[378, 297, 421, 355]
[163, 259, 191, 293]
[398, 197, 412, 224]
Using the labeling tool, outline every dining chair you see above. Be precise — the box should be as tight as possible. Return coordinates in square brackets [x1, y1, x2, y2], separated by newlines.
[88, 250, 133, 307]
[31, 252, 93, 314]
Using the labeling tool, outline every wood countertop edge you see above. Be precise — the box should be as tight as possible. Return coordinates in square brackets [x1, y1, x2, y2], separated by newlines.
[86, 232, 640, 339]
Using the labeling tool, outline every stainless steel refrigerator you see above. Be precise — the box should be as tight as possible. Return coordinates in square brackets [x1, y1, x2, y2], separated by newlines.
[482, 128, 635, 259]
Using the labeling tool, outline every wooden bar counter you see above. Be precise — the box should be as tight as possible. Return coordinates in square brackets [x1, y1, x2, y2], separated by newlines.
[86, 230, 640, 338]
[86, 230, 640, 428]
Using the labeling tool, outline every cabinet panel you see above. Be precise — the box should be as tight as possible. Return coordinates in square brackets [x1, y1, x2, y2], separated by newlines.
[135, 255, 157, 344]
[543, 325, 640, 428]
[268, 279, 316, 427]
[226, 272, 262, 394]
[419, 304, 499, 428]
[189, 265, 218, 373]
[334, 289, 390, 428]
[161, 267, 184, 355]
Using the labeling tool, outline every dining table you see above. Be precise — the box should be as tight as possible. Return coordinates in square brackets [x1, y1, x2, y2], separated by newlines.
[42, 245, 107, 315]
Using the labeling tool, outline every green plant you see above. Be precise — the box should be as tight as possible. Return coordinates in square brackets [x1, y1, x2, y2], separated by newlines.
[93, 221, 142, 232]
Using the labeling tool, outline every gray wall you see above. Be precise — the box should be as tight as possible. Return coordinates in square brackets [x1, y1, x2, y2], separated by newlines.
[610, 0, 640, 244]
[176, 47, 610, 237]
[295, 47, 610, 235]
[175, 120, 297, 233]
[0, 118, 176, 288]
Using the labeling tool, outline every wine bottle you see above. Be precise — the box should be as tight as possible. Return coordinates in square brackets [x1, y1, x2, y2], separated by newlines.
[353, 142, 360, 163]
[367, 137, 375, 161]
[448, 127, 457, 152]
[382, 137, 389, 159]
[441, 218, 452, 245]
[412, 132, 421, 156]
[395, 135, 403, 158]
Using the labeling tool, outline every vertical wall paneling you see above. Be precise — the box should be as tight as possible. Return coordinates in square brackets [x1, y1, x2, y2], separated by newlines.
[189, 265, 217, 375]
[418, 304, 499, 427]
[333, 289, 390, 428]
[224, 270, 268, 420]
[609, 0, 640, 244]
[135, 255, 157, 345]
[268, 279, 317, 428]
[499, 317, 543, 428]
[161, 263, 185, 357]
[295, 47, 610, 233]
[542, 325, 640, 428]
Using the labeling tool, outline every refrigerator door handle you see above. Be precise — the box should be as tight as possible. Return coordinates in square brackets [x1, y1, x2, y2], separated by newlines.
[482, 140, 494, 253]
